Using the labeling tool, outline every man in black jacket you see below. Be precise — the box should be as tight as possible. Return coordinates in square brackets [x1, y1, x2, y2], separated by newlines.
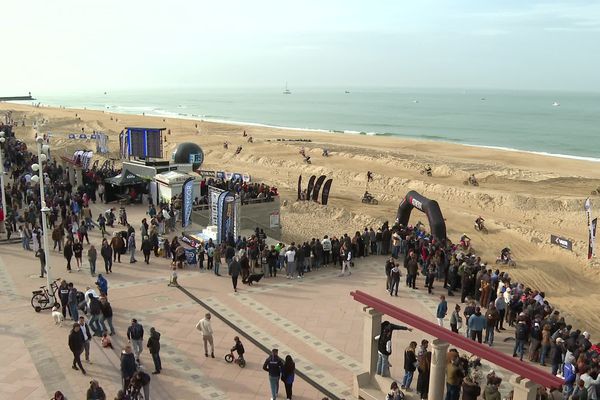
[88, 293, 103, 336]
[263, 348, 283, 400]
[121, 345, 137, 390]
[127, 319, 144, 363]
[100, 239, 113, 273]
[68, 323, 86, 375]
[147, 327, 162, 374]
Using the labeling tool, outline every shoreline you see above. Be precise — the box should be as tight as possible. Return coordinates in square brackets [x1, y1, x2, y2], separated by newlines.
[10, 100, 600, 164]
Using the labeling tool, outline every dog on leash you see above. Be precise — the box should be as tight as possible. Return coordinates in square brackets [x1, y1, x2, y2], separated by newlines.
[52, 305, 64, 326]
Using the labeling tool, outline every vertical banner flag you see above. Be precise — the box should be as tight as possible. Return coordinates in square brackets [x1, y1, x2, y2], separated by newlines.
[312, 175, 327, 202]
[297, 175, 302, 200]
[585, 198, 593, 259]
[181, 177, 194, 228]
[216, 191, 229, 243]
[591, 218, 597, 259]
[321, 179, 333, 206]
[306, 175, 317, 200]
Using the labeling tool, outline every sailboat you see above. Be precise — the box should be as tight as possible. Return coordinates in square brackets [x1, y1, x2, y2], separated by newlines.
[552, 101, 560, 107]
[283, 82, 291, 95]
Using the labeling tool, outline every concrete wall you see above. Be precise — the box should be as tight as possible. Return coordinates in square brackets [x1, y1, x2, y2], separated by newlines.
[191, 197, 281, 240]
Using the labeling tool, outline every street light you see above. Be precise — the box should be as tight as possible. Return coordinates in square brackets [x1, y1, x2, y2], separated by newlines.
[0, 131, 6, 238]
[34, 135, 54, 305]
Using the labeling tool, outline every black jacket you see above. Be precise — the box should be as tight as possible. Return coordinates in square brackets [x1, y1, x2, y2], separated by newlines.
[263, 355, 284, 377]
[89, 296, 102, 316]
[404, 348, 417, 372]
[147, 331, 161, 354]
[121, 352, 137, 378]
[69, 329, 85, 353]
[127, 323, 144, 340]
[100, 301, 113, 318]
[100, 245, 113, 260]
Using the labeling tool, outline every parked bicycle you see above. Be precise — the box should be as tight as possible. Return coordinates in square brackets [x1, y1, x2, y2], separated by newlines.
[31, 278, 61, 312]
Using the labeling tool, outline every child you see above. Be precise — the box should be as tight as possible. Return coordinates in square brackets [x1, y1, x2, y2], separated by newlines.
[102, 332, 113, 349]
[168, 266, 179, 287]
[230, 336, 245, 361]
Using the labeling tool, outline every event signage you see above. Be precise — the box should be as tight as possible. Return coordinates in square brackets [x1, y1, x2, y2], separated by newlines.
[312, 175, 327, 202]
[410, 197, 424, 211]
[591, 218, 597, 259]
[181, 177, 194, 228]
[321, 179, 333, 205]
[188, 153, 204, 164]
[550, 235, 573, 251]
[270, 211, 280, 228]
[586, 198, 593, 259]
[208, 186, 225, 226]
[68, 134, 76, 139]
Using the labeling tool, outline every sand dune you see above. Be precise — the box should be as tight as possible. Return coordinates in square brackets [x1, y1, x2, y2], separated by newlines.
[3, 102, 599, 335]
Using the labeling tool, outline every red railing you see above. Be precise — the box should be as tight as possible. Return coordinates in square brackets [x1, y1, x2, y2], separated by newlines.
[350, 290, 563, 389]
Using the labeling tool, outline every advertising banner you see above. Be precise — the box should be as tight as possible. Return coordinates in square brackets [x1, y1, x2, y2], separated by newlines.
[270, 211, 280, 228]
[297, 175, 302, 200]
[591, 218, 597, 259]
[306, 175, 317, 200]
[181, 177, 194, 228]
[550, 235, 573, 251]
[321, 179, 333, 206]
[586, 198, 593, 259]
[209, 186, 225, 226]
[312, 175, 327, 202]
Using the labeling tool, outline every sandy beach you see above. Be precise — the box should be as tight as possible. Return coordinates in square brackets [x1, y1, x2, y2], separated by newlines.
[3, 102, 600, 336]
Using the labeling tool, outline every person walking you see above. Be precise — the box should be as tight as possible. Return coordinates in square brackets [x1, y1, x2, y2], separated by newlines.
[389, 262, 401, 296]
[86, 380, 106, 400]
[128, 233, 137, 263]
[78, 316, 93, 363]
[59, 280, 71, 319]
[141, 235, 152, 264]
[64, 239, 73, 272]
[213, 245, 222, 276]
[147, 327, 162, 374]
[436, 295, 448, 327]
[127, 319, 144, 363]
[73, 238, 83, 271]
[100, 239, 113, 273]
[281, 355, 296, 400]
[513, 317, 529, 361]
[484, 302, 500, 346]
[229, 255, 241, 292]
[468, 307, 486, 343]
[285, 243, 296, 279]
[339, 244, 352, 277]
[68, 323, 86, 375]
[402, 341, 417, 391]
[87, 245, 97, 277]
[68, 283, 79, 320]
[120, 345, 137, 390]
[449, 305, 462, 334]
[196, 313, 215, 358]
[88, 294, 103, 336]
[263, 348, 284, 400]
[99, 297, 115, 336]
[111, 232, 124, 263]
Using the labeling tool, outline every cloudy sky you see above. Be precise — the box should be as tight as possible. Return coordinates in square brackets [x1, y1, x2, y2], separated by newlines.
[3, 0, 600, 93]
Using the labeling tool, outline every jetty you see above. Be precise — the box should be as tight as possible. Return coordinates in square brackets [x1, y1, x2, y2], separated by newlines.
[0, 93, 35, 101]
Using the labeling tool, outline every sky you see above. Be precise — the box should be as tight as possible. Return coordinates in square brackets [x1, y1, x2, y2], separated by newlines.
[3, 0, 600, 93]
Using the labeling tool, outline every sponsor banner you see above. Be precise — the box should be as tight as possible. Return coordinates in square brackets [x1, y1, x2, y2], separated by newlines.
[181, 177, 194, 228]
[410, 196, 424, 211]
[208, 186, 225, 226]
[306, 175, 317, 199]
[586, 198, 593, 259]
[321, 178, 333, 206]
[591, 218, 597, 259]
[550, 234, 573, 251]
[197, 170, 217, 178]
[312, 175, 327, 202]
[270, 211, 280, 228]
[297, 175, 302, 200]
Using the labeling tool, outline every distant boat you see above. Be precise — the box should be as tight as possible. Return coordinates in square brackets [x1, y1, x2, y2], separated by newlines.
[481, 97, 486, 101]
[283, 82, 291, 95]
[345, 90, 350, 94]
[412, 100, 419, 103]
[552, 101, 560, 107]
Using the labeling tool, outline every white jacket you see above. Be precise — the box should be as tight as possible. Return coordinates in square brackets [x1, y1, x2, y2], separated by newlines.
[196, 318, 213, 336]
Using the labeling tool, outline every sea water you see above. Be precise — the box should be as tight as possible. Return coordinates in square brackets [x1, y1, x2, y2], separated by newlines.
[35, 87, 600, 161]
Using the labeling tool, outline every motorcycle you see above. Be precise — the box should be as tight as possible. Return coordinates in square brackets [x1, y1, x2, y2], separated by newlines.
[361, 194, 378, 205]
[464, 178, 479, 186]
[495, 256, 516, 267]
[474, 222, 488, 234]
[303, 156, 312, 164]
[420, 168, 432, 177]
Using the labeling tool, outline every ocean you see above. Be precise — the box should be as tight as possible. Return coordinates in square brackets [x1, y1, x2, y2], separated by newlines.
[35, 87, 600, 161]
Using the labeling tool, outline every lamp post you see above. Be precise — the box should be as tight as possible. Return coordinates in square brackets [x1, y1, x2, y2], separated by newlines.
[0, 131, 7, 238]
[31, 136, 53, 305]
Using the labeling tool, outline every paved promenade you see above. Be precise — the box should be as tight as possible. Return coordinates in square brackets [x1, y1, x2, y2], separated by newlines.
[0, 203, 540, 399]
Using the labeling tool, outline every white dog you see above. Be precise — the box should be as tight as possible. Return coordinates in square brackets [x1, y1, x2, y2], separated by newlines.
[52, 305, 64, 326]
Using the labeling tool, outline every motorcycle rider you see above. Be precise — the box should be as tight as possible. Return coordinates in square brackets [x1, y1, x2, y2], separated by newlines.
[363, 191, 373, 201]
[500, 247, 511, 262]
[468, 174, 478, 185]
[460, 233, 470, 248]
[475, 216, 485, 231]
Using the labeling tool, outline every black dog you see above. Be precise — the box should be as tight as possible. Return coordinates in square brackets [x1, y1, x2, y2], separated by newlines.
[242, 273, 264, 286]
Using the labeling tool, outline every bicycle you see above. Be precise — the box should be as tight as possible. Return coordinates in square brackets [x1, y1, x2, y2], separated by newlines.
[224, 351, 246, 368]
[31, 278, 60, 312]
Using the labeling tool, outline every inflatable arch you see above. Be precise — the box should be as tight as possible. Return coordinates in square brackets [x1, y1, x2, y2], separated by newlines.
[396, 190, 447, 241]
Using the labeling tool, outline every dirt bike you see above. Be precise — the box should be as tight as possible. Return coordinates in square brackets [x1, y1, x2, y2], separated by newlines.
[362, 196, 378, 205]
[464, 179, 479, 186]
[303, 156, 311, 164]
[495, 256, 516, 267]
[591, 187, 600, 195]
[474, 222, 488, 234]
[420, 169, 432, 177]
